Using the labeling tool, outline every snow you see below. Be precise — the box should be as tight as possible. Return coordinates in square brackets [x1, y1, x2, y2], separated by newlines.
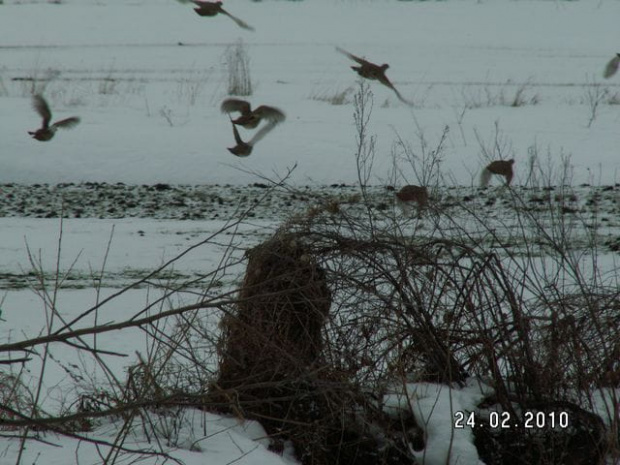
[384, 379, 494, 465]
[0, 410, 295, 465]
[1, 0, 620, 463]
[589, 388, 620, 429]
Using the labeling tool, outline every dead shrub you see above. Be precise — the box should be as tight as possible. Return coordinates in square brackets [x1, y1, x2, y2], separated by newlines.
[0, 373, 32, 430]
[216, 232, 331, 388]
[211, 231, 416, 464]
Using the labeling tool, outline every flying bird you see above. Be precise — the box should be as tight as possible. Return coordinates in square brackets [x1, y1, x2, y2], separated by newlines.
[220, 98, 286, 129]
[227, 119, 277, 157]
[603, 53, 620, 79]
[178, 0, 254, 31]
[336, 47, 413, 106]
[28, 94, 81, 142]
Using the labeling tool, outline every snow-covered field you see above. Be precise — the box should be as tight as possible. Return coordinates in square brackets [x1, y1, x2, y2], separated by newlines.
[1, 0, 620, 464]
[2, 0, 620, 185]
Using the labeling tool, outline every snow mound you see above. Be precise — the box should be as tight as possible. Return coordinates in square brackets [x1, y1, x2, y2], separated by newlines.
[384, 378, 494, 465]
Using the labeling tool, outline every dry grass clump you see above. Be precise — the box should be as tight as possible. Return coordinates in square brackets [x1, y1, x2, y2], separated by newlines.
[309, 86, 354, 105]
[211, 231, 415, 464]
[226, 39, 252, 96]
[216, 232, 331, 388]
[0, 373, 32, 428]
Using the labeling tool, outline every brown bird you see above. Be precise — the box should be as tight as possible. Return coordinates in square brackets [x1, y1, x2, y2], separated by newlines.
[480, 159, 515, 187]
[188, 1, 254, 31]
[220, 98, 286, 129]
[227, 119, 277, 157]
[28, 94, 81, 142]
[393, 185, 429, 216]
[336, 47, 413, 106]
[603, 53, 620, 79]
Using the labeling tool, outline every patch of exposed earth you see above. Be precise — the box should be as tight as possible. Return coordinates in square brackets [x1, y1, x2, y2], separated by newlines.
[0, 183, 618, 290]
[1, 182, 619, 220]
[0, 182, 360, 220]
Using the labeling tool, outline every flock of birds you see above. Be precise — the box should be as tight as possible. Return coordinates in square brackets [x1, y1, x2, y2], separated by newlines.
[27, 1, 415, 150]
[25, 1, 620, 210]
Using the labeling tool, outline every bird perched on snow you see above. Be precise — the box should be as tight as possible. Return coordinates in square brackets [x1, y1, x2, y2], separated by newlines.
[177, 0, 254, 31]
[480, 159, 515, 187]
[28, 94, 81, 142]
[336, 47, 413, 106]
[220, 98, 286, 129]
[395, 185, 429, 211]
[386, 185, 429, 217]
[603, 53, 620, 79]
[227, 119, 277, 157]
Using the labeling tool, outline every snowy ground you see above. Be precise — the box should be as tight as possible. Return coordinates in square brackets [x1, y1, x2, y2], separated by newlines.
[0, 182, 618, 288]
[1, 0, 620, 463]
[1, 182, 619, 465]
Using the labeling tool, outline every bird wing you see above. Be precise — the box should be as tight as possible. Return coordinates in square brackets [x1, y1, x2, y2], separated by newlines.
[52, 117, 81, 130]
[221, 98, 252, 115]
[219, 9, 255, 31]
[336, 47, 370, 67]
[32, 94, 52, 128]
[230, 119, 245, 145]
[604, 54, 620, 79]
[248, 122, 277, 147]
[375, 71, 397, 90]
[254, 105, 286, 124]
